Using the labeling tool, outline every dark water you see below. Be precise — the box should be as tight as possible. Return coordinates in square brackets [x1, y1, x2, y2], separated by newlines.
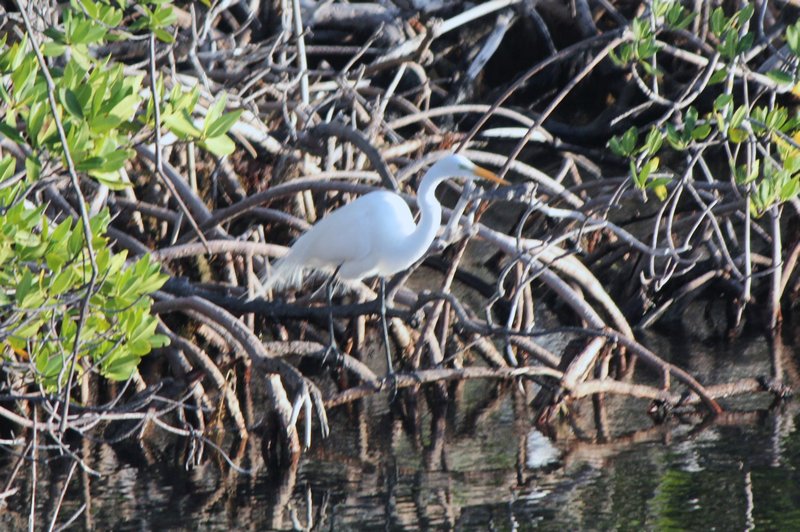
[7, 332, 800, 531]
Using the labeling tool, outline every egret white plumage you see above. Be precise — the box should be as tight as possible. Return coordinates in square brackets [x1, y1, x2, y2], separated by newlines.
[262, 153, 508, 378]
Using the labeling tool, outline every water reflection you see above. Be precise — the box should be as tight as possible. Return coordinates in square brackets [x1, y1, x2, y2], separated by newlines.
[6, 333, 800, 530]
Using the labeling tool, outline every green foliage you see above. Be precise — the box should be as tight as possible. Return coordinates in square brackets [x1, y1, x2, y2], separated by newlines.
[609, 126, 670, 200]
[0, 157, 168, 389]
[608, 126, 638, 158]
[129, 0, 179, 43]
[0, 0, 241, 184]
[0, 0, 245, 390]
[610, 0, 693, 68]
[43, 5, 117, 67]
[162, 90, 242, 157]
[710, 5, 755, 59]
[607, 1, 800, 213]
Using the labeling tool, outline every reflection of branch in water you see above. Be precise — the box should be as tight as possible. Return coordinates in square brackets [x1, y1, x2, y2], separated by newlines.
[452, 380, 509, 440]
[424, 399, 448, 472]
[556, 408, 772, 471]
[325, 366, 562, 407]
[194, 437, 249, 522]
[558, 423, 678, 470]
[393, 387, 422, 453]
[593, 393, 609, 444]
[262, 455, 299, 530]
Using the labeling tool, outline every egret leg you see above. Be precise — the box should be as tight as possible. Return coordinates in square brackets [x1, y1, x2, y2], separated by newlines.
[379, 277, 394, 375]
[321, 269, 343, 368]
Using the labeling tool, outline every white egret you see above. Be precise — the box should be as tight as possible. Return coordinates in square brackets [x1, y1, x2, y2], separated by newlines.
[262, 153, 508, 378]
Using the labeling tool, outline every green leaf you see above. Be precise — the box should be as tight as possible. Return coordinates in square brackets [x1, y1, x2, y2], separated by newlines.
[200, 134, 235, 156]
[787, 21, 800, 55]
[737, 32, 754, 54]
[90, 170, 130, 190]
[204, 95, 227, 133]
[784, 155, 800, 174]
[737, 4, 755, 27]
[734, 161, 759, 185]
[720, 31, 739, 59]
[609, 45, 633, 66]
[150, 333, 170, 348]
[50, 268, 75, 295]
[728, 127, 748, 143]
[0, 122, 25, 145]
[25, 157, 41, 182]
[76, 156, 105, 172]
[107, 94, 140, 123]
[205, 110, 242, 139]
[667, 4, 695, 30]
[153, 28, 174, 43]
[642, 127, 663, 157]
[35, 352, 67, 385]
[43, 27, 65, 43]
[781, 177, 800, 201]
[88, 115, 122, 133]
[15, 319, 44, 343]
[730, 105, 747, 129]
[692, 123, 712, 141]
[42, 42, 67, 57]
[155, 6, 177, 26]
[162, 111, 202, 138]
[62, 89, 84, 119]
[621, 126, 638, 154]
[665, 123, 685, 150]
[27, 102, 47, 146]
[96, 149, 132, 173]
[0, 156, 14, 181]
[70, 46, 93, 70]
[17, 271, 45, 308]
[766, 107, 788, 131]
[77, 23, 107, 45]
[685, 107, 698, 130]
[647, 177, 671, 201]
[710, 7, 726, 36]
[102, 350, 140, 381]
[77, 0, 99, 18]
[14, 229, 40, 247]
[608, 136, 622, 156]
[708, 68, 728, 85]
[640, 157, 660, 184]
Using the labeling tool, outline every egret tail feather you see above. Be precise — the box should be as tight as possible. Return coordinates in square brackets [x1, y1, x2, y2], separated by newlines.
[260, 255, 306, 293]
[254, 252, 338, 300]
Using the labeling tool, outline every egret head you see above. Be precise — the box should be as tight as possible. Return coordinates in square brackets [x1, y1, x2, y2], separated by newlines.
[429, 154, 510, 185]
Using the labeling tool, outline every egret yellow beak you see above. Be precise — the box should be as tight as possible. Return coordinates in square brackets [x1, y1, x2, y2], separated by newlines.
[473, 165, 510, 186]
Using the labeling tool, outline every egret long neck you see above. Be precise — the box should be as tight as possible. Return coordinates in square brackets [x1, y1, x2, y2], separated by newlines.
[403, 175, 444, 264]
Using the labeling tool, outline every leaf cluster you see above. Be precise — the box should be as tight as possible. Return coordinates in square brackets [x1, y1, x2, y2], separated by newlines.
[0, 158, 168, 389]
[608, 1, 800, 214]
[0, 0, 244, 389]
